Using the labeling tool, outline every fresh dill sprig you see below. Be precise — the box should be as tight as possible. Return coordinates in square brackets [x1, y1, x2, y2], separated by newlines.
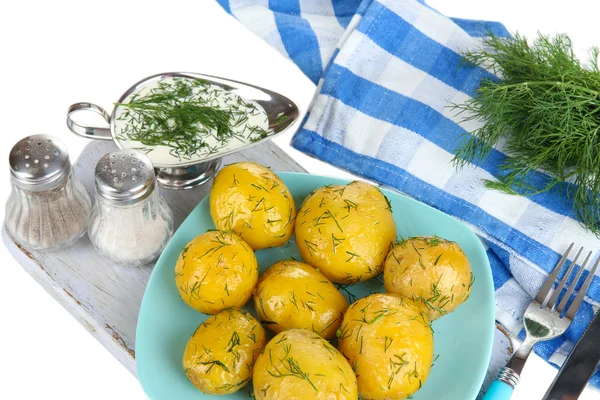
[453, 32, 600, 234]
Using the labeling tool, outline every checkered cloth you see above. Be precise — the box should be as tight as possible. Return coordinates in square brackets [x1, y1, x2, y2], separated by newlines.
[217, 0, 600, 386]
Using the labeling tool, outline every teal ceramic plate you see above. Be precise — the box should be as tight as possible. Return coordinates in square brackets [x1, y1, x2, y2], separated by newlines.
[136, 172, 494, 400]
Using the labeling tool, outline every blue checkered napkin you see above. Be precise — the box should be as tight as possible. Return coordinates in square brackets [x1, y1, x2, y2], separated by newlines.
[217, 0, 600, 385]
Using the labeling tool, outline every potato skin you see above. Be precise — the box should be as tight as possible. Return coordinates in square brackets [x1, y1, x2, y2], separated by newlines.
[384, 236, 473, 321]
[175, 230, 258, 314]
[183, 309, 267, 395]
[210, 162, 296, 250]
[253, 329, 358, 400]
[337, 294, 433, 400]
[295, 181, 396, 284]
[253, 260, 348, 339]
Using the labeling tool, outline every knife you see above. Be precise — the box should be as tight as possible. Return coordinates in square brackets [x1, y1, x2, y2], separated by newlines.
[543, 310, 600, 400]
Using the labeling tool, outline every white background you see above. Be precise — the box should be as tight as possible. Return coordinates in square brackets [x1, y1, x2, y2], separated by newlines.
[0, 0, 598, 399]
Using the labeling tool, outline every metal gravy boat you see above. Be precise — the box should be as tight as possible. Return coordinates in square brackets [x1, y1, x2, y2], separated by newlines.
[66, 72, 299, 190]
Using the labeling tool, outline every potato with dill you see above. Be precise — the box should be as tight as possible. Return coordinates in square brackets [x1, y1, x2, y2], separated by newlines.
[337, 293, 433, 400]
[253, 328, 358, 399]
[384, 236, 473, 321]
[253, 260, 348, 339]
[183, 309, 267, 395]
[295, 181, 396, 284]
[175, 230, 258, 314]
[210, 162, 296, 250]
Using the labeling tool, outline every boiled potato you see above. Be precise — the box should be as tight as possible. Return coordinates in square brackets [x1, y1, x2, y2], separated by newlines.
[253, 260, 348, 339]
[175, 230, 258, 314]
[295, 181, 396, 284]
[337, 294, 433, 400]
[210, 162, 296, 250]
[253, 329, 357, 399]
[384, 236, 473, 321]
[183, 309, 267, 395]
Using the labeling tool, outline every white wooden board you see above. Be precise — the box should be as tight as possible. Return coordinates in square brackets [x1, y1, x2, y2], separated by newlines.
[2, 139, 306, 375]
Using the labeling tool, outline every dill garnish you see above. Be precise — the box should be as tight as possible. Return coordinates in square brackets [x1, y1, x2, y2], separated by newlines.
[468, 273, 476, 291]
[266, 344, 318, 391]
[384, 336, 394, 352]
[346, 251, 360, 262]
[198, 359, 230, 374]
[411, 242, 422, 257]
[198, 234, 230, 258]
[226, 331, 241, 353]
[304, 240, 318, 255]
[390, 250, 402, 265]
[453, 32, 600, 234]
[289, 292, 300, 312]
[336, 323, 351, 341]
[424, 236, 443, 246]
[388, 353, 408, 389]
[343, 199, 358, 212]
[331, 233, 345, 253]
[336, 284, 357, 303]
[320, 314, 341, 334]
[216, 379, 249, 392]
[313, 209, 343, 232]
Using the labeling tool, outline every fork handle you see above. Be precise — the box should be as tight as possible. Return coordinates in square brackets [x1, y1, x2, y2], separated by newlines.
[483, 381, 514, 399]
[482, 367, 519, 399]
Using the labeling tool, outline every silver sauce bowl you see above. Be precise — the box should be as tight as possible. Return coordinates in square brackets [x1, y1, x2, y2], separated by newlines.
[66, 72, 300, 190]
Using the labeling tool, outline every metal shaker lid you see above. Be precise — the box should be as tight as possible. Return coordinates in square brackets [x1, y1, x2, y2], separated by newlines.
[95, 149, 155, 204]
[9, 134, 71, 191]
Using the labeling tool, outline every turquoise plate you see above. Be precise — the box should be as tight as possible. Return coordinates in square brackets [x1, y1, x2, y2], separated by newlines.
[136, 172, 494, 400]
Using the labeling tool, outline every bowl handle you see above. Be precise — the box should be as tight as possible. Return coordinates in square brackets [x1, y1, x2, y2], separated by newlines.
[66, 102, 113, 140]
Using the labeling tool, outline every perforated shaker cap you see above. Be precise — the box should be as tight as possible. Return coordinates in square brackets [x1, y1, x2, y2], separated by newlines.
[9, 134, 71, 191]
[95, 149, 156, 204]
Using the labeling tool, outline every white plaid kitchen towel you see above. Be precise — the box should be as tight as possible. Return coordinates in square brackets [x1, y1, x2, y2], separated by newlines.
[217, 0, 600, 386]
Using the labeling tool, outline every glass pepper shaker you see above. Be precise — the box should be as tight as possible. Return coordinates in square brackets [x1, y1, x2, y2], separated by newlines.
[5, 135, 92, 251]
[88, 149, 174, 267]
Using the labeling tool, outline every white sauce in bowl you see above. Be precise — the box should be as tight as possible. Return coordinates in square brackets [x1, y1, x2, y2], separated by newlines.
[113, 76, 272, 167]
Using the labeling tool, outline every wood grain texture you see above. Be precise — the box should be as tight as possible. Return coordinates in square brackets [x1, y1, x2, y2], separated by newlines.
[2, 139, 306, 376]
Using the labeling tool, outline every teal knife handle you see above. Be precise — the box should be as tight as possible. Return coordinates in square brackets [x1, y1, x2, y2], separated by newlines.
[482, 367, 519, 400]
[483, 380, 514, 399]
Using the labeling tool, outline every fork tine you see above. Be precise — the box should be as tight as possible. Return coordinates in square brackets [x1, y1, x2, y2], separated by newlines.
[547, 247, 583, 310]
[556, 251, 591, 314]
[535, 243, 574, 305]
[565, 255, 600, 320]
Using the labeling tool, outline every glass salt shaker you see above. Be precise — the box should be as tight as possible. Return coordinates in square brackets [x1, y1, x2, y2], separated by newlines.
[5, 135, 92, 251]
[88, 149, 174, 267]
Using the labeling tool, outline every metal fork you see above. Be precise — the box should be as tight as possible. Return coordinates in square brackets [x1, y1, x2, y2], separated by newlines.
[483, 243, 600, 399]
